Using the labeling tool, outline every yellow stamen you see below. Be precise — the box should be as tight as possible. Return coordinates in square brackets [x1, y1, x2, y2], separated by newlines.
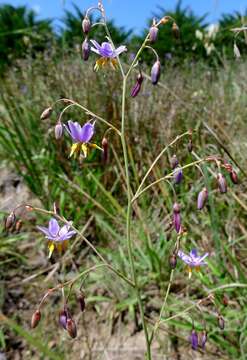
[186, 266, 192, 279]
[81, 143, 88, 158]
[89, 143, 103, 151]
[195, 266, 201, 272]
[48, 242, 55, 258]
[56, 243, 63, 253]
[69, 143, 81, 158]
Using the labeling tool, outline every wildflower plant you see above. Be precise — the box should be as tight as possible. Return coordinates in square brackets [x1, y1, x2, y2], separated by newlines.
[4, 1, 242, 358]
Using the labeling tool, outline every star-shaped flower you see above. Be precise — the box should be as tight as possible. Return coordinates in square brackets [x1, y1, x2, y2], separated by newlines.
[178, 248, 208, 278]
[90, 40, 127, 71]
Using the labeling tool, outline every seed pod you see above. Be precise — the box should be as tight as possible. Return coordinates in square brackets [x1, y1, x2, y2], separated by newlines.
[169, 254, 177, 269]
[82, 17, 91, 34]
[66, 318, 77, 338]
[172, 22, 180, 39]
[5, 212, 16, 230]
[173, 166, 183, 184]
[190, 329, 198, 350]
[82, 38, 90, 61]
[31, 309, 41, 329]
[151, 60, 161, 85]
[218, 315, 225, 330]
[78, 292, 85, 312]
[217, 173, 227, 193]
[200, 330, 207, 349]
[40, 107, 53, 120]
[149, 26, 158, 43]
[55, 122, 63, 140]
[59, 309, 67, 330]
[130, 73, 143, 98]
[15, 219, 22, 233]
[187, 139, 193, 152]
[197, 187, 208, 210]
[170, 154, 179, 169]
[230, 170, 238, 184]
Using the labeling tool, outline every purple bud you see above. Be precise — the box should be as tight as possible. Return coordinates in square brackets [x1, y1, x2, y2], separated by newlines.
[82, 17, 91, 34]
[170, 154, 179, 169]
[230, 170, 238, 184]
[200, 330, 207, 349]
[190, 329, 198, 350]
[82, 38, 90, 61]
[131, 73, 143, 98]
[173, 166, 183, 184]
[217, 173, 227, 193]
[169, 254, 177, 269]
[40, 107, 53, 120]
[218, 315, 225, 330]
[55, 122, 63, 140]
[173, 203, 181, 233]
[66, 318, 77, 338]
[197, 187, 208, 210]
[31, 310, 41, 329]
[59, 310, 67, 330]
[151, 60, 161, 85]
[149, 26, 158, 43]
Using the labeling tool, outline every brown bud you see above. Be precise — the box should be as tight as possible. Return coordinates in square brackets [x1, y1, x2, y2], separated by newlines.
[169, 254, 177, 269]
[218, 315, 225, 330]
[82, 17, 91, 34]
[170, 154, 179, 169]
[222, 294, 229, 307]
[230, 170, 238, 184]
[102, 137, 109, 164]
[78, 293, 85, 312]
[40, 107, 53, 120]
[5, 212, 16, 230]
[187, 139, 193, 152]
[172, 22, 180, 39]
[15, 219, 22, 233]
[31, 309, 41, 329]
[66, 318, 77, 338]
[160, 16, 170, 25]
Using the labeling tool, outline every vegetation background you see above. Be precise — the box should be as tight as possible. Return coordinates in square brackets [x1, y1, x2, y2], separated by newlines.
[0, 1, 247, 359]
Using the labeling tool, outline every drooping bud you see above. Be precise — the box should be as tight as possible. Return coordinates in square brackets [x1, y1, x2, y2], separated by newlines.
[40, 107, 53, 120]
[160, 16, 170, 25]
[169, 253, 177, 269]
[5, 212, 16, 230]
[190, 329, 198, 350]
[59, 309, 67, 330]
[187, 139, 193, 152]
[82, 17, 91, 34]
[222, 293, 229, 307]
[197, 187, 208, 210]
[172, 22, 180, 39]
[173, 165, 183, 184]
[173, 203, 181, 233]
[200, 330, 207, 349]
[78, 292, 85, 312]
[218, 315, 225, 330]
[217, 173, 227, 193]
[82, 38, 90, 61]
[151, 60, 161, 85]
[130, 73, 143, 98]
[55, 122, 63, 140]
[170, 154, 179, 169]
[230, 170, 238, 184]
[149, 26, 158, 43]
[102, 137, 109, 164]
[15, 219, 23, 233]
[31, 309, 41, 329]
[66, 318, 77, 338]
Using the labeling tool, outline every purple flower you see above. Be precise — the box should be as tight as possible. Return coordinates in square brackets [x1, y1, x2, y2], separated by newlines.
[190, 330, 198, 350]
[173, 165, 183, 184]
[90, 40, 127, 58]
[178, 248, 208, 277]
[37, 218, 76, 257]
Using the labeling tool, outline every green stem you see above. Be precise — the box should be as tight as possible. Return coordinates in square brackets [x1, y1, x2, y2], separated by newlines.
[121, 77, 151, 359]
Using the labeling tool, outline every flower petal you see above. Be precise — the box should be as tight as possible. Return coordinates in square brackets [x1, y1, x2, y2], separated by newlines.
[114, 45, 127, 57]
[79, 122, 94, 143]
[67, 120, 81, 142]
[100, 42, 114, 57]
[190, 249, 198, 258]
[37, 225, 50, 237]
[48, 218, 60, 237]
[178, 250, 192, 265]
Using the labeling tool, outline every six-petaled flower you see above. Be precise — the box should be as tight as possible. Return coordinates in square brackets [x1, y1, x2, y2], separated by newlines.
[178, 248, 208, 278]
[90, 40, 127, 71]
[37, 218, 76, 258]
[65, 120, 101, 158]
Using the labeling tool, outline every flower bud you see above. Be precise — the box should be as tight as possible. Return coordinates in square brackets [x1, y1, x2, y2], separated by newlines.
[230, 170, 238, 184]
[218, 315, 225, 330]
[169, 254, 177, 269]
[173, 203, 181, 233]
[131, 73, 143, 98]
[197, 187, 208, 210]
[170, 154, 179, 169]
[173, 166, 183, 184]
[59, 309, 67, 330]
[222, 293, 229, 307]
[82, 17, 91, 34]
[200, 330, 207, 349]
[40, 107, 53, 120]
[172, 22, 180, 39]
[15, 219, 22, 233]
[78, 292, 85, 312]
[31, 309, 41, 329]
[5, 212, 16, 230]
[66, 318, 77, 338]
[102, 137, 109, 164]
[217, 173, 227, 193]
[190, 329, 198, 350]
[82, 38, 90, 61]
[187, 139, 193, 152]
[55, 122, 63, 140]
[149, 26, 158, 43]
[151, 60, 161, 85]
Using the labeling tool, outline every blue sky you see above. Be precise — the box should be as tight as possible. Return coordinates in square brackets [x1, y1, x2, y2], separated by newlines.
[1, 0, 246, 32]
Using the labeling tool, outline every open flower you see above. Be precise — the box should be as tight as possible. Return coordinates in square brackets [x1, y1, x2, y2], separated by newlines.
[37, 218, 76, 258]
[65, 120, 101, 158]
[90, 40, 127, 71]
[178, 248, 208, 278]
